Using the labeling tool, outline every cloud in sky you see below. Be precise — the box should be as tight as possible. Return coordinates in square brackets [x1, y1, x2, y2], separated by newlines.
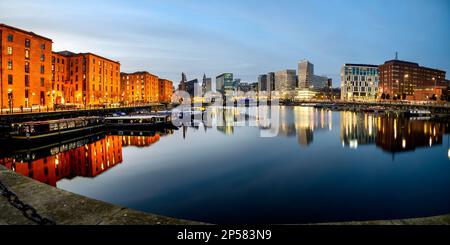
[1, 0, 449, 87]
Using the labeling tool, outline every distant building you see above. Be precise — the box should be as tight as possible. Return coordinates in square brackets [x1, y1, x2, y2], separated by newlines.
[311, 75, 329, 90]
[298, 59, 331, 91]
[267, 72, 275, 92]
[237, 83, 251, 93]
[378, 59, 447, 101]
[216, 73, 233, 96]
[178, 72, 187, 91]
[158, 78, 173, 103]
[298, 60, 314, 89]
[340, 64, 379, 101]
[121, 71, 159, 104]
[233, 78, 241, 90]
[250, 82, 259, 92]
[202, 73, 212, 94]
[294, 89, 317, 101]
[258, 74, 268, 91]
[185, 79, 200, 97]
[56, 51, 121, 106]
[274, 69, 296, 92]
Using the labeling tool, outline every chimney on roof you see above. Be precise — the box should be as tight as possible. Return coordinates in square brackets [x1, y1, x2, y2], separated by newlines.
[395, 52, 398, 60]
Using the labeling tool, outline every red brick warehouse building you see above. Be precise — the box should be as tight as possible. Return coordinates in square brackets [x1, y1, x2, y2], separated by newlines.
[0, 24, 53, 111]
[378, 59, 447, 101]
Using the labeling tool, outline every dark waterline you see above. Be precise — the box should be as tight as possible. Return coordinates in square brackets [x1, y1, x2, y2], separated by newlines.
[1, 106, 450, 224]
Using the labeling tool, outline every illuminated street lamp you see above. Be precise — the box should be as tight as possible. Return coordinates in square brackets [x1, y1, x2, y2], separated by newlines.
[31, 92, 36, 112]
[7, 88, 13, 114]
[52, 90, 56, 110]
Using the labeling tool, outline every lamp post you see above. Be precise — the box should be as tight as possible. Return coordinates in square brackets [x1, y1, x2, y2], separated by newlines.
[432, 77, 437, 102]
[52, 90, 56, 111]
[31, 92, 35, 113]
[7, 89, 13, 114]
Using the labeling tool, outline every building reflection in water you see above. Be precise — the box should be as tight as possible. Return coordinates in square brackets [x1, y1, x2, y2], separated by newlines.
[0, 131, 167, 187]
[203, 106, 333, 144]
[293, 107, 332, 147]
[376, 116, 445, 153]
[276, 106, 332, 146]
[340, 111, 448, 154]
[199, 106, 448, 153]
[340, 111, 377, 149]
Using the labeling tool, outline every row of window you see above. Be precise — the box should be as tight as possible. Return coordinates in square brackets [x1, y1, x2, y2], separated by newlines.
[344, 66, 379, 76]
[343, 81, 378, 87]
[7, 60, 45, 74]
[91, 85, 119, 93]
[6, 47, 45, 61]
[68, 58, 118, 71]
[345, 86, 377, 93]
[6, 34, 46, 49]
[344, 75, 379, 82]
[5, 74, 45, 87]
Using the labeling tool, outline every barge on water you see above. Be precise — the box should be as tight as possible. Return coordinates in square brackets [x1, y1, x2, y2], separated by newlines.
[7, 117, 104, 142]
[104, 115, 174, 129]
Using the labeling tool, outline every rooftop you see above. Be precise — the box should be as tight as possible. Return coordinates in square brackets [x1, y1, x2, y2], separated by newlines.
[120, 71, 158, 77]
[0, 23, 53, 42]
[383, 59, 446, 74]
[345, 63, 379, 68]
[55, 50, 120, 64]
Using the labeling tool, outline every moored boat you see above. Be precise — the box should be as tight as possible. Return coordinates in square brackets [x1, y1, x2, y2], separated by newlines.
[104, 115, 173, 129]
[9, 116, 104, 141]
[405, 109, 432, 117]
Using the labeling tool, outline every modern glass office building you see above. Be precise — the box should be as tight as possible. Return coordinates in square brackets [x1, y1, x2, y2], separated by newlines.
[340, 64, 379, 101]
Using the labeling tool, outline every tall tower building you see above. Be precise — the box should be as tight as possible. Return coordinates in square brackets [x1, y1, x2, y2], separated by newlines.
[178, 72, 187, 91]
[298, 60, 314, 89]
[258, 74, 268, 91]
[202, 73, 212, 94]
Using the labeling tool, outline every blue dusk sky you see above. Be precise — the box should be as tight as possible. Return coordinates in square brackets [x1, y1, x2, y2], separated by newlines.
[1, 0, 449, 87]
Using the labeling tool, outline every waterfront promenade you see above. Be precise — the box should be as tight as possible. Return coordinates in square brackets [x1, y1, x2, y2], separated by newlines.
[0, 104, 168, 124]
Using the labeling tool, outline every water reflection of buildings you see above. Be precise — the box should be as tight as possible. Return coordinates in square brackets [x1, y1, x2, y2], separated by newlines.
[0, 132, 168, 186]
[282, 107, 332, 147]
[0, 135, 122, 186]
[376, 117, 445, 153]
[217, 108, 236, 135]
[204, 106, 333, 146]
[340, 111, 377, 148]
[339, 110, 448, 154]
[122, 134, 161, 147]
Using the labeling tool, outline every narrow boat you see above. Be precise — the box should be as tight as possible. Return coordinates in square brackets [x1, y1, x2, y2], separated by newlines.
[104, 115, 173, 129]
[363, 106, 385, 113]
[405, 109, 432, 117]
[9, 116, 104, 141]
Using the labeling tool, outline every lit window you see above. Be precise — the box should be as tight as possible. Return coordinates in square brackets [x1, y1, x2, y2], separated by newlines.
[7, 46, 12, 55]
[7, 60, 13, 70]
[25, 50, 30, 59]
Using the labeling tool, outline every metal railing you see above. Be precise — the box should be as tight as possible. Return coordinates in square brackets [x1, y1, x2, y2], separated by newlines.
[0, 102, 167, 115]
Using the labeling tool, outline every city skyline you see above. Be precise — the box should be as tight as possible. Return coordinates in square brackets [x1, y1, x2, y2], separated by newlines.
[1, 0, 449, 87]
